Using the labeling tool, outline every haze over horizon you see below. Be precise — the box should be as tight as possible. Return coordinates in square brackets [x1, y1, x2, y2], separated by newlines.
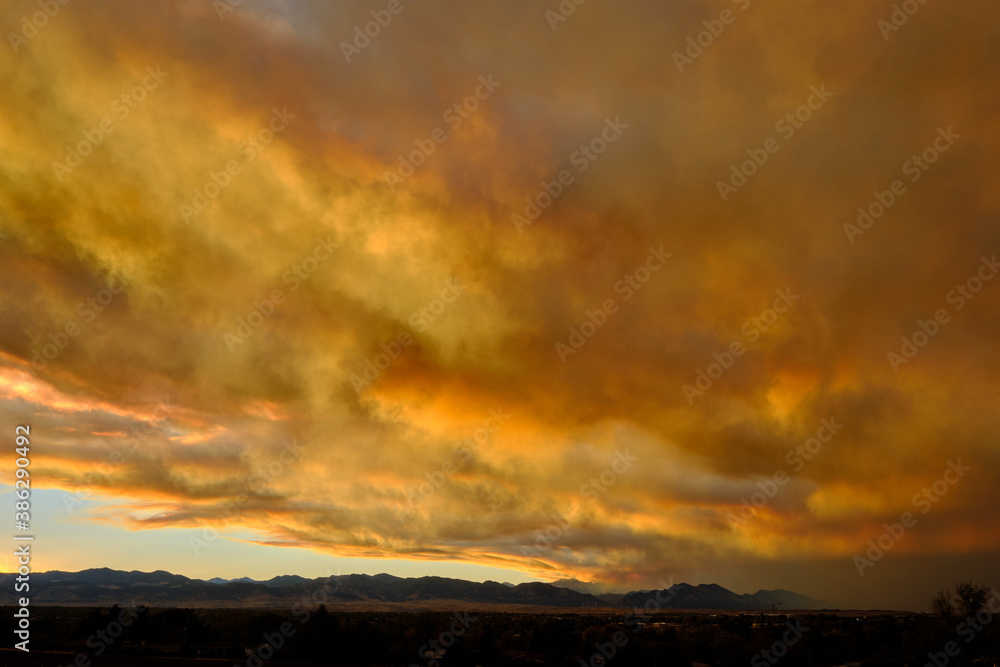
[1, 0, 998, 613]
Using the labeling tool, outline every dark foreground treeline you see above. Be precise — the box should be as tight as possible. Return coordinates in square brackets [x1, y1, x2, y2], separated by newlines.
[2, 605, 999, 667]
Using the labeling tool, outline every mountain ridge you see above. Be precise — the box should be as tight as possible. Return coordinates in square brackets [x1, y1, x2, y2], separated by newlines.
[2, 568, 832, 609]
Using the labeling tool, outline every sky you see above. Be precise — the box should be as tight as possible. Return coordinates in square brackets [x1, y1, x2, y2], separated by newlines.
[1, 0, 998, 611]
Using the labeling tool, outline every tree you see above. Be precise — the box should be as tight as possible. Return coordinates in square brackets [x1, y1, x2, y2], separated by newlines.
[931, 581, 992, 622]
[931, 588, 955, 622]
[954, 581, 992, 619]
